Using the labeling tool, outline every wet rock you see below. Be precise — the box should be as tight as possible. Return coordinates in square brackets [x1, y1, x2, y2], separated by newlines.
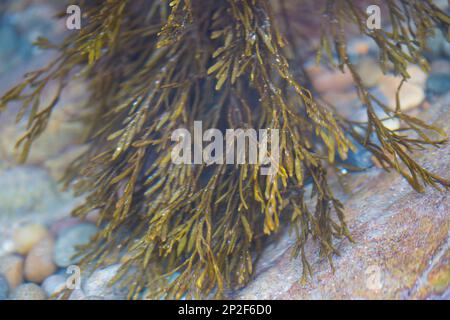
[0, 80, 89, 165]
[0, 274, 10, 300]
[41, 274, 66, 297]
[12, 283, 47, 300]
[406, 65, 427, 88]
[425, 29, 445, 57]
[426, 73, 450, 96]
[339, 136, 374, 170]
[413, 248, 450, 299]
[24, 237, 57, 283]
[54, 223, 97, 267]
[82, 264, 128, 300]
[311, 67, 354, 93]
[13, 223, 49, 255]
[0, 254, 24, 289]
[0, 112, 85, 166]
[378, 75, 425, 111]
[236, 94, 450, 299]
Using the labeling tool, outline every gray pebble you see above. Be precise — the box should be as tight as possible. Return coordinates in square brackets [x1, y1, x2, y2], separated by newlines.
[54, 223, 97, 267]
[83, 264, 128, 300]
[12, 283, 47, 300]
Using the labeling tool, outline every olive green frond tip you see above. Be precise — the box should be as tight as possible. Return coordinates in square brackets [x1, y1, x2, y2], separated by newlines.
[0, 0, 449, 299]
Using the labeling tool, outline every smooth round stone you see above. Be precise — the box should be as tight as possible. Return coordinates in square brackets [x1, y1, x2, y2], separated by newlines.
[406, 65, 427, 88]
[426, 73, 450, 96]
[12, 283, 47, 300]
[41, 274, 66, 297]
[311, 68, 354, 93]
[53, 223, 97, 267]
[0, 274, 9, 300]
[0, 254, 24, 289]
[13, 223, 50, 255]
[378, 75, 425, 111]
[24, 237, 57, 283]
[82, 264, 127, 300]
[356, 58, 383, 87]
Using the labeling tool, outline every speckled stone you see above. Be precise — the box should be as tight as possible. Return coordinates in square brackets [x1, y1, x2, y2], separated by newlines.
[53, 223, 97, 267]
[82, 264, 128, 300]
[12, 283, 47, 300]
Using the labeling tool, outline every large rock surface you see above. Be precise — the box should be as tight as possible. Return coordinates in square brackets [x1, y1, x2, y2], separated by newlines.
[237, 94, 450, 300]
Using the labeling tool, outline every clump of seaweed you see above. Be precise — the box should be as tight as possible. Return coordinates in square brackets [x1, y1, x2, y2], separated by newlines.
[1, 0, 449, 299]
